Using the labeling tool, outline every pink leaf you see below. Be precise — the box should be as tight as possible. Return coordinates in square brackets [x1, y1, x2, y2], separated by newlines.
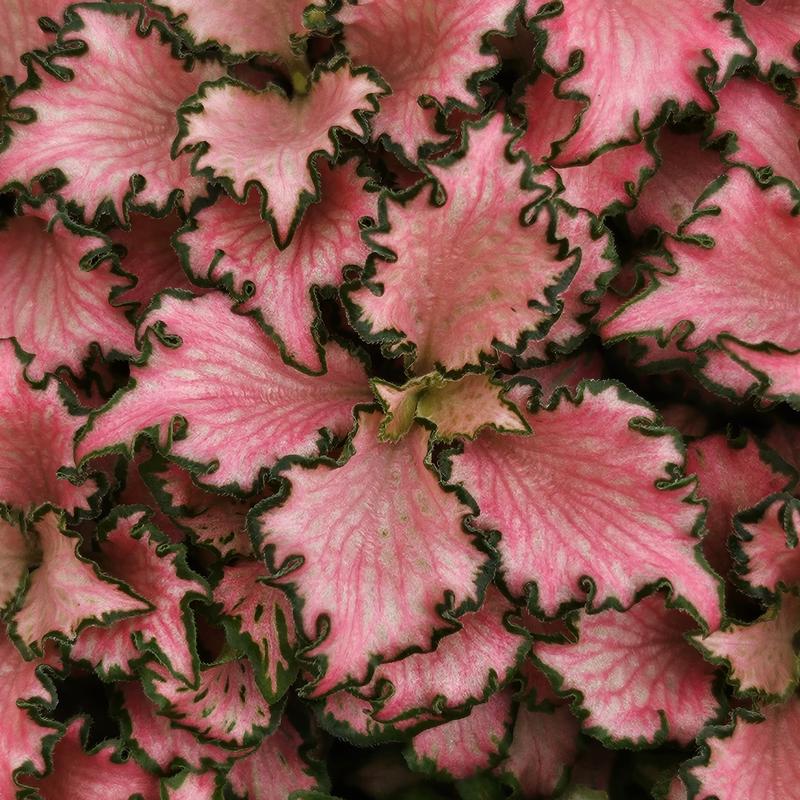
[536, 594, 719, 745]
[155, 0, 312, 63]
[21, 718, 159, 800]
[76, 293, 370, 492]
[161, 770, 219, 800]
[447, 381, 722, 627]
[178, 158, 378, 371]
[712, 76, 800, 189]
[346, 114, 578, 373]
[0, 5, 224, 222]
[0, 0, 68, 86]
[11, 508, 149, 655]
[254, 410, 489, 695]
[214, 560, 298, 702]
[512, 346, 605, 403]
[407, 689, 514, 779]
[176, 61, 384, 245]
[535, 0, 747, 160]
[686, 431, 792, 577]
[733, 0, 800, 75]
[0, 512, 32, 611]
[338, 0, 517, 159]
[70, 507, 208, 683]
[604, 169, 800, 366]
[693, 591, 800, 700]
[0, 202, 134, 381]
[689, 701, 800, 800]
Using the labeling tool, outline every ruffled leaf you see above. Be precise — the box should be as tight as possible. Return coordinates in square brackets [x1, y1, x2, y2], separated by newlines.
[154, 0, 311, 63]
[604, 169, 800, 393]
[0, 202, 136, 380]
[692, 591, 800, 700]
[160, 770, 219, 800]
[689, 701, 800, 800]
[214, 560, 298, 703]
[10, 508, 149, 656]
[0, 5, 224, 222]
[406, 689, 514, 780]
[446, 381, 722, 627]
[21, 718, 159, 799]
[76, 293, 371, 492]
[337, 0, 517, 159]
[143, 656, 277, 748]
[372, 373, 528, 441]
[536, 594, 719, 746]
[177, 158, 378, 371]
[733, 0, 800, 76]
[175, 60, 384, 245]
[0, 511, 31, 611]
[70, 507, 208, 683]
[535, 0, 747, 160]
[686, 431, 792, 577]
[254, 410, 489, 695]
[346, 114, 577, 374]
[711, 76, 800, 190]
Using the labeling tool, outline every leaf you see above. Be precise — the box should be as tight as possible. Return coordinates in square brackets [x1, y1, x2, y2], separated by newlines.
[512, 345, 605, 403]
[119, 681, 239, 773]
[733, 0, 800, 76]
[625, 129, 724, 238]
[160, 770, 220, 800]
[346, 114, 578, 374]
[70, 507, 209, 684]
[494, 701, 580, 798]
[603, 169, 800, 390]
[177, 158, 378, 371]
[214, 560, 298, 703]
[364, 586, 528, 723]
[225, 715, 322, 800]
[535, 0, 748, 160]
[21, 718, 160, 800]
[76, 292, 371, 493]
[535, 593, 719, 746]
[337, 0, 517, 159]
[406, 689, 514, 780]
[446, 381, 722, 628]
[111, 211, 200, 319]
[689, 702, 800, 800]
[0, 0, 67, 87]
[0, 511, 32, 611]
[143, 656, 277, 748]
[711, 76, 800, 191]
[10, 508, 149, 656]
[686, 431, 792, 577]
[372, 373, 528, 442]
[153, 0, 312, 63]
[253, 410, 490, 696]
[175, 60, 384, 245]
[734, 494, 800, 596]
[0, 632, 60, 795]
[0, 4, 224, 223]
[692, 591, 800, 701]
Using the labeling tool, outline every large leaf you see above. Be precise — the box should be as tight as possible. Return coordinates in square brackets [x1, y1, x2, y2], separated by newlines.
[337, 0, 518, 159]
[253, 410, 490, 695]
[603, 169, 800, 398]
[534, 0, 747, 160]
[178, 158, 378, 371]
[446, 381, 722, 627]
[10, 508, 149, 656]
[346, 114, 578, 374]
[686, 431, 792, 577]
[689, 702, 800, 800]
[733, 0, 800, 76]
[536, 594, 719, 746]
[20, 718, 160, 800]
[692, 591, 800, 701]
[153, 0, 312, 63]
[175, 60, 384, 245]
[214, 560, 298, 703]
[70, 507, 208, 683]
[0, 340, 99, 513]
[406, 689, 514, 780]
[0, 5, 224, 223]
[76, 293, 371, 493]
